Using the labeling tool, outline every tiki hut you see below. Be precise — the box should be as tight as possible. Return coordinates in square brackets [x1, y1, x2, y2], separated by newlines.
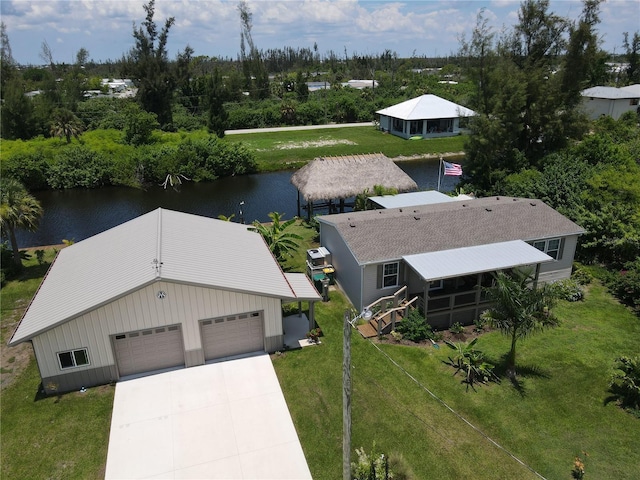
[291, 153, 418, 218]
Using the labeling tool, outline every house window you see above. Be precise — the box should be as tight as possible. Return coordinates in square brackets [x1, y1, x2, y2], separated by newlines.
[392, 118, 403, 132]
[630, 98, 639, 106]
[57, 348, 90, 370]
[429, 279, 444, 291]
[383, 262, 399, 288]
[533, 238, 562, 260]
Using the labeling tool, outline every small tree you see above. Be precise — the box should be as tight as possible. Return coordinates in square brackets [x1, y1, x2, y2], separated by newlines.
[250, 212, 302, 266]
[445, 338, 498, 390]
[0, 178, 43, 269]
[481, 269, 559, 378]
[50, 108, 84, 143]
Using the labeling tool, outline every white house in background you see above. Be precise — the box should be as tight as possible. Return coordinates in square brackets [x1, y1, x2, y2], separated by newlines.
[376, 94, 475, 139]
[317, 195, 584, 331]
[8, 209, 319, 394]
[581, 84, 640, 120]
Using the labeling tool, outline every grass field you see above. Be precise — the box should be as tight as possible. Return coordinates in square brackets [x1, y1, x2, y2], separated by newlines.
[224, 126, 467, 171]
[2, 239, 638, 479]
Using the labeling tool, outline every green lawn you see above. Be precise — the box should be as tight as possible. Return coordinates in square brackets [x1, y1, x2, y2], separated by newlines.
[225, 126, 466, 171]
[2, 243, 638, 479]
[273, 282, 640, 479]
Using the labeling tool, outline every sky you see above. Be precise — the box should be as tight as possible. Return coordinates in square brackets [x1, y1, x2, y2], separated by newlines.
[2, 0, 639, 66]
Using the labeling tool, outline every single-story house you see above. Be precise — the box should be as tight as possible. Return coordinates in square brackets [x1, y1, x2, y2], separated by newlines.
[581, 84, 640, 120]
[376, 94, 475, 139]
[8, 208, 320, 394]
[317, 195, 584, 329]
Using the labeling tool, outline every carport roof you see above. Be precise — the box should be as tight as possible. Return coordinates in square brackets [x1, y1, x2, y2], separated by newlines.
[403, 240, 553, 282]
[10, 209, 299, 345]
[284, 273, 322, 301]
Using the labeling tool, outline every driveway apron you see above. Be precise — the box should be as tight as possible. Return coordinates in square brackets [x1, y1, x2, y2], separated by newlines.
[105, 354, 311, 479]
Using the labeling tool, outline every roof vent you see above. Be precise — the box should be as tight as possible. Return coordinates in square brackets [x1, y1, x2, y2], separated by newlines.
[349, 222, 356, 228]
[513, 198, 517, 201]
[462, 204, 467, 207]
[414, 216, 420, 220]
[399, 208, 403, 212]
[485, 208, 492, 212]
[496, 197, 500, 200]
[530, 202, 537, 206]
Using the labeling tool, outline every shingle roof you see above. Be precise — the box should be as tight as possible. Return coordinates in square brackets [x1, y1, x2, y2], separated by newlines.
[291, 153, 418, 202]
[376, 94, 475, 120]
[10, 209, 296, 345]
[318, 197, 585, 264]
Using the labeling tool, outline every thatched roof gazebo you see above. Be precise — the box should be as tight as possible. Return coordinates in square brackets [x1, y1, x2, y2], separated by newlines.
[291, 153, 418, 218]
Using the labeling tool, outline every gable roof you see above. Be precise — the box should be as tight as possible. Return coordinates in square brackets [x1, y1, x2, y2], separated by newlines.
[581, 84, 640, 100]
[10, 209, 296, 345]
[291, 153, 418, 202]
[375, 94, 475, 120]
[318, 197, 585, 265]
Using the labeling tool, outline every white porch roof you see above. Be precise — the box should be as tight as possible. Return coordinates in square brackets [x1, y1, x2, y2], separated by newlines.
[403, 240, 553, 282]
[369, 191, 462, 209]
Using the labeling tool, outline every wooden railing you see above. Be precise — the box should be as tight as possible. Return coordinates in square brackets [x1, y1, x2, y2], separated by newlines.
[373, 296, 418, 336]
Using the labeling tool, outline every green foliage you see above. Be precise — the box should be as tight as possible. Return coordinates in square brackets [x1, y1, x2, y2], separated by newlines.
[481, 269, 559, 375]
[395, 308, 432, 342]
[47, 146, 112, 189]
[0, 151, 48, 190]
[550, 278, 584, 302]
[449, 322, 465, 334]
[445, 338, 498, 389]
[351, 444, 393, 480]
[604, 259, 640, 313]
[250, 212, 303, 266]
[49, 108, 84, 143]
[608, 355, 640, 413]
[123, 103, 160, 146]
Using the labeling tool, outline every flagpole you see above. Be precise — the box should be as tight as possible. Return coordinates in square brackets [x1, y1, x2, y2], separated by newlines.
[437, 156, 442, 192]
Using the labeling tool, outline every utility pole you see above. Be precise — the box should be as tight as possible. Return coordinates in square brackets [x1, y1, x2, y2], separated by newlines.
[343, 310, 351, 480]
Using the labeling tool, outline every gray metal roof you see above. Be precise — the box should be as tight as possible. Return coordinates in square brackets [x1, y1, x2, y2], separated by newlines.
[369, 191, 463, 208]
[376, 94, 475, 120]
[581, 84, 640, 99]
[318, 197, 585, 265]
[403, 240, 553, 282]
[284, 273, 322, 301]
[10, 209, 297, 345]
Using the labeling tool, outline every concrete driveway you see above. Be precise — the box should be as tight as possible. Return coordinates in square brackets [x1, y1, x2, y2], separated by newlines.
[105, 354, 311, 479]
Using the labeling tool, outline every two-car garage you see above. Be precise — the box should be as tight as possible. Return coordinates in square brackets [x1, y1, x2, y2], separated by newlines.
[112, 311, 266, 377]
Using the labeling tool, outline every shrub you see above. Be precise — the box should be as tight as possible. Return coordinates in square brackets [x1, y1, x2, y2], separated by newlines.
[445, 338, 498, 390]
[551, 278, 584, 302]
[0, 151, 49, 190]
[351, 444, 390, 480]
[395, 308, 432, 342]
[47, 146, 112, 189]
[608, 355, 640, 413]
[604, 259, 640, 313]
[450, 322, 465, 334]
[571, 264, 592, 285]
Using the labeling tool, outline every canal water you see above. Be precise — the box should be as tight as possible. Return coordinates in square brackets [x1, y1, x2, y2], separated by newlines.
[16, 158, 461, 248]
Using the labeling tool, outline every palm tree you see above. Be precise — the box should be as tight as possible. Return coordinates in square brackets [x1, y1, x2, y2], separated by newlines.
[0, 178, 43, 269]
[481, 269, 559, 378]
[50, 108, 84, 143]
[250, 212, 302, 266]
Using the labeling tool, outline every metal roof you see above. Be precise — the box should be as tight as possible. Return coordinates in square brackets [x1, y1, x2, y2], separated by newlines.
[403, 240, 553, 282]
[318, 197, 585, 265]
[581, 84, 640, 99]
[284, 273, 322, 301]
[376, 94, 475, 120]
[369, 191, 461, 208]
[10, 209, 297, 345]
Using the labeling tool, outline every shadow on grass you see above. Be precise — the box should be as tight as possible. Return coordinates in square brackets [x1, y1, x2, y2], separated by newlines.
[7, 261, 51, 284]
[489, 353, 551, 397]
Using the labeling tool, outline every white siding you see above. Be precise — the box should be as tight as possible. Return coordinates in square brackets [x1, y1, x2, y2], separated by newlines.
[538, 234, 579, 279]
[33, 281, 282, 379]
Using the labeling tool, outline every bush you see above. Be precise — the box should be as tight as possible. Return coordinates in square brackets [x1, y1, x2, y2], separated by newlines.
[608, 356, 640, 414]
[47, 146, 112, 189]
[551, 278, 584, 302]
[604, 259, 640, 313]
[450, 322, 465, 334]
[395, 308, 432, 342]
[571, 264, 592, 285]
[0, 151, 49, 190]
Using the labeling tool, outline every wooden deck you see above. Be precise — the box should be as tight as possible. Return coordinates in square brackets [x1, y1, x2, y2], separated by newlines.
[356, 311, 404, 338]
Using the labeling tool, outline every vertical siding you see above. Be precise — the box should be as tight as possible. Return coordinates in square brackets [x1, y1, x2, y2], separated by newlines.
[320, 224, 362, 309]
[33, 282, 282, 379]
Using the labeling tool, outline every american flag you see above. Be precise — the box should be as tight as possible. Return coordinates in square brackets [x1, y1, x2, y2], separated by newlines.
[443, 161, 463, 176]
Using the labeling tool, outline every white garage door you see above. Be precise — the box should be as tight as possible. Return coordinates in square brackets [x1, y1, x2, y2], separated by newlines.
[201, 312, 264, 361]
[114, 325, 184, 377]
